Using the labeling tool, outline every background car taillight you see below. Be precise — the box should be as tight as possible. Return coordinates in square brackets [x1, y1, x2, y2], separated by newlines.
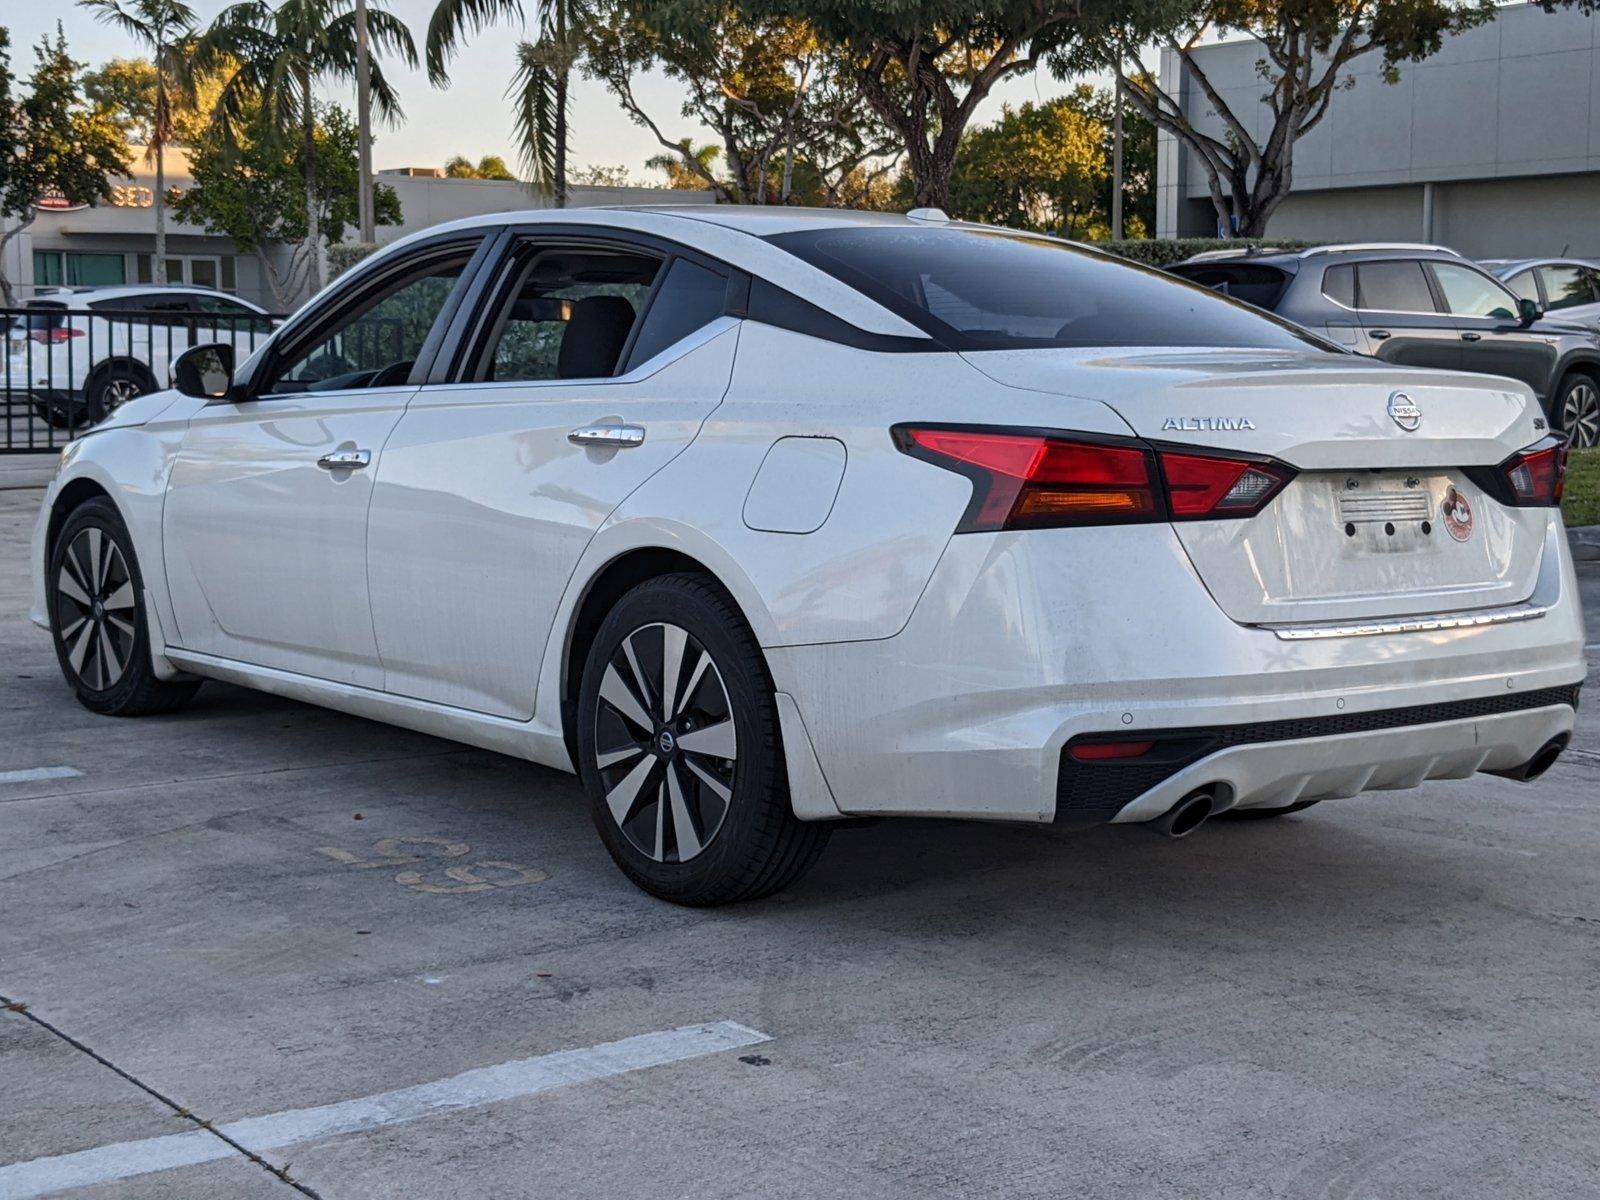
[893, 425, 1295, 531]
[28, 328, 84, 344]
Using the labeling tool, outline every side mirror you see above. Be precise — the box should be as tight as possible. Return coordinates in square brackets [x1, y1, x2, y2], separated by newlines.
[172, 342, 236, 399]
[1517, 297, 1542, 327]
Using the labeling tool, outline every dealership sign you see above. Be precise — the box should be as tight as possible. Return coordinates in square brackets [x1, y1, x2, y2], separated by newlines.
[35, 187, 89, 213]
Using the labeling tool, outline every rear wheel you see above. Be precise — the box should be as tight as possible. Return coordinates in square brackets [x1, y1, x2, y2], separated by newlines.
[1216, 799, 1322, 821]
[83, 362, 154, 425]
[1554, 373, 1599, 448]
[575, 574, 829, 905]
[49, 498, 201, 716]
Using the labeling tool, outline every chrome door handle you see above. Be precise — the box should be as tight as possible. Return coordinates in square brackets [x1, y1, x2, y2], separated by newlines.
[568, 423, 645, 448]
[317, 449, 371, 470]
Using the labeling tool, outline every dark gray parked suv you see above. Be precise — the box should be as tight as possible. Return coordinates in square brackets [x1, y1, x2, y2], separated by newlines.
[1169, 244, 1600, 447]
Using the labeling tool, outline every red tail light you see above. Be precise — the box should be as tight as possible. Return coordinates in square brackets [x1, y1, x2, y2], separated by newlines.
[1158, 450, 1293, 519]
[894, 425, 1295, 531]
[1499, 438, 1566, 506]
[28, 328, 83, 344]
[1069, 740, 1155, 762]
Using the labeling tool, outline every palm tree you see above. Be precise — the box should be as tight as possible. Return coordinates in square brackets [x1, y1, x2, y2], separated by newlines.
[199, 0, 415, 294]
[77, 0, 197, 286]
[427, 0, 585, 207]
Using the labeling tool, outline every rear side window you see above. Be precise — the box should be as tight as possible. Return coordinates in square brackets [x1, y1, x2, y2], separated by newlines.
[1166, 264, 1290, 310]
[623, 258, 728, 372]
[1321, 264, 1355, 308]
[1353, 262, 1436, 313]
[1538, 265, 1597, 311]
[768, 226, 1324, 351]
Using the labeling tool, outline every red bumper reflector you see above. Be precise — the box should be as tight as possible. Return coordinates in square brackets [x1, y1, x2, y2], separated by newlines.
[1069, 740, 1155, 762]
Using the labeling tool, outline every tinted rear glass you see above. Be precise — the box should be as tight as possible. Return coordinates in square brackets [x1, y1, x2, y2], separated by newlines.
[1166, 263, 1291, 310]
[768, 227, 1325, 352]
[1354, 261, 1436, 313]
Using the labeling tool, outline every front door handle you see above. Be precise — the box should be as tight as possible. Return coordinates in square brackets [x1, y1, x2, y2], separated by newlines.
[1461, 332, 1483, 342]
[1368, 330, 1391, 341]
[317, 449, 371, 470]
[568, 423, 646, 448]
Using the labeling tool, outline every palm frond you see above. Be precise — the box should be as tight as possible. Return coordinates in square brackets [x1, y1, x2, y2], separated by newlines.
[508, 38, 559, 193]
[426, 0, 525, 86]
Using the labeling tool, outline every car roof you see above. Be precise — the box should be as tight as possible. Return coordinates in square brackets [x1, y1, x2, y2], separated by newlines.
[1175, 244, 1471, 270]
[35, 284, 265, 309]
[1481, 257, 1599, 272]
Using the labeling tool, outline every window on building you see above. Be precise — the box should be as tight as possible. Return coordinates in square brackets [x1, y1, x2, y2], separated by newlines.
[32, 251, 126, 287]
[1352, 261, 1436, 313]
[1538, 265, 1597, 311]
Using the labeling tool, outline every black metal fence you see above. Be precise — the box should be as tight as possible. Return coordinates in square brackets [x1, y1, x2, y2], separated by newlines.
[3, 305, 285, 453]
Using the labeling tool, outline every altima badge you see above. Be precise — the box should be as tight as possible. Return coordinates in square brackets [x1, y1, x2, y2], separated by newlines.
[1161, 416, 1256, 432]
[1387, 391, 1422, 431]
[1441, 485, 1473, 541]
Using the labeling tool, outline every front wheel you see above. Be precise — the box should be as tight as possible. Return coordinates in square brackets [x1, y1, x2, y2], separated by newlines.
[1554, 373, 1600, 448]
[83, 363, 153, 425]
[575, 574, 829, 905]
[49, 498, 201, 716]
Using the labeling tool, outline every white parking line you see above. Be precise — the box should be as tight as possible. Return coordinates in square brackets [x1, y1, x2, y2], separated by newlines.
[0, 766, 82, 785]
[0, 1020, 769, 1199]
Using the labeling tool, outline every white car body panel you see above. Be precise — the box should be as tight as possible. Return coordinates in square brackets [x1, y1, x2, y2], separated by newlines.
[28, 208, 1586, 843]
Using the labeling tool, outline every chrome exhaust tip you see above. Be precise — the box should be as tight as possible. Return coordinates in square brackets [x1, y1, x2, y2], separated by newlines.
[1149, 789, 1217, 839]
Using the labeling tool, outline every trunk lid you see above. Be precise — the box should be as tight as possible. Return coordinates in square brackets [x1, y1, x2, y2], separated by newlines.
[963, 347, 1551, 626]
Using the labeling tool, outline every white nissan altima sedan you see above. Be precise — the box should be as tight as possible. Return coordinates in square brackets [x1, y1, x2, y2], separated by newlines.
[29, 207, 1587, 903]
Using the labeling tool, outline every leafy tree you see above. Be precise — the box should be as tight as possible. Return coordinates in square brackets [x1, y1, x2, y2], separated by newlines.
[645, 141, 719, 189]
[444, 152, 518, 178]
[0, 29, 130, 305]
[584, 2, 899, 205]
[746, 0, 1133, 209]
[1072, 83, 1155, 239]
[569, 162, 633, 185]
[198, 0, 416, 293]
[946, 95, 1101, 233]
[83, 55, 229, 145]
[78, 0, 197, 285]
[1075, 0, 1595, 237]
[174, 99, 399, 308]
[426, 0, 589, 205]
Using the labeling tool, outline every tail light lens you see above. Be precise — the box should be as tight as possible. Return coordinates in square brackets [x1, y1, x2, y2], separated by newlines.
[29, 327, 83, 344]
[1499, 438, 1566, 506]
[894, 425, 1295, 532]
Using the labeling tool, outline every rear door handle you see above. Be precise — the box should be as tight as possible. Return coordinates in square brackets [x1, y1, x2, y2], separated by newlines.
[568, 423, 646, 448]
[317, 449, 371, 470]
[1368, 330, 1391, 341]
[1461, 332, 1482, 341]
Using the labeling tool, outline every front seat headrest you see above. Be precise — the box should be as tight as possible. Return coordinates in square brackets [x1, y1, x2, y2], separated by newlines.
[558, 295, 637, 379]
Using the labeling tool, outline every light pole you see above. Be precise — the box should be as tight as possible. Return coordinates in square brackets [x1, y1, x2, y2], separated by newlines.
[355, 0, 375, 244]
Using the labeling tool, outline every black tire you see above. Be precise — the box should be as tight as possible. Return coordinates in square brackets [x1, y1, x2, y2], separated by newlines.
[83, 362, 155, 425]
[1553, 372, 1600, 449]
[1215, 799, 1322, 821]
[575, 573, 829, 905]
[48, 497, 201, 717]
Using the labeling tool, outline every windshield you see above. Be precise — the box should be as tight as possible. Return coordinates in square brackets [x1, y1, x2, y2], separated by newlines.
[767, 225, 1329, 352]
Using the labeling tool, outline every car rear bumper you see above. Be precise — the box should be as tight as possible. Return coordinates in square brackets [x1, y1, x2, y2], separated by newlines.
[766, 517, 1587, 823]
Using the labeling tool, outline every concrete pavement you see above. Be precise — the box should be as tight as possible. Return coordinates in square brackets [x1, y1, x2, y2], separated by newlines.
[2, 481, 1598, 1199]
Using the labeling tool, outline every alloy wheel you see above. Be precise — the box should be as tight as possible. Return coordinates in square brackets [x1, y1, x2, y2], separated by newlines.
[55, 528, 136, 691]
[102, 376, 142, 414]
[592, 621, 738, 864]
[1562, 380, 1600, 448]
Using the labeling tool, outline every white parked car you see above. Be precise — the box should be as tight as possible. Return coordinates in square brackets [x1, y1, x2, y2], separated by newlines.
[4, 285, 277, 428]
[29, 208, 1587, 903]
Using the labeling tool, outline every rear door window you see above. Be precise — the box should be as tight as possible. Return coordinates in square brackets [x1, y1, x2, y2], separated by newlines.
[1538, 265, 1597, 311]
[1166, 264, 1291, 310]
[1320, 265, 1355, 308]
[1352, 261, 1437, 313]
[622, 257, 728, 372]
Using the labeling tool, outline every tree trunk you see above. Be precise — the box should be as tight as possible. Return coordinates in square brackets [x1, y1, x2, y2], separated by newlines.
[154, 139, 168, 285]
[302, 70, 323, 297]
[0, 213, 37, 307]
[553, 0, 568, 208]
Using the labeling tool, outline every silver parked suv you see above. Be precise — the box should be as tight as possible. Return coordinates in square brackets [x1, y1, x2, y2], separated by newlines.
[1170, 244, 1600, 447]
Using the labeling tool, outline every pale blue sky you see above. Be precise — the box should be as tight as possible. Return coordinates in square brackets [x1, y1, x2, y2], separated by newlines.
[9, 1, 1104, 183]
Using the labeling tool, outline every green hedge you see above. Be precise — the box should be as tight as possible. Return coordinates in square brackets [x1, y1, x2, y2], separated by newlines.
[1086, 237, 1317, 268]
[328, 242, 381, 279]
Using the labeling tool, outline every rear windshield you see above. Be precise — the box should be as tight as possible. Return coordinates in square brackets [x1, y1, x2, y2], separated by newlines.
[767, 226, 1325, 352]
[1166, 263, 1292, 310]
